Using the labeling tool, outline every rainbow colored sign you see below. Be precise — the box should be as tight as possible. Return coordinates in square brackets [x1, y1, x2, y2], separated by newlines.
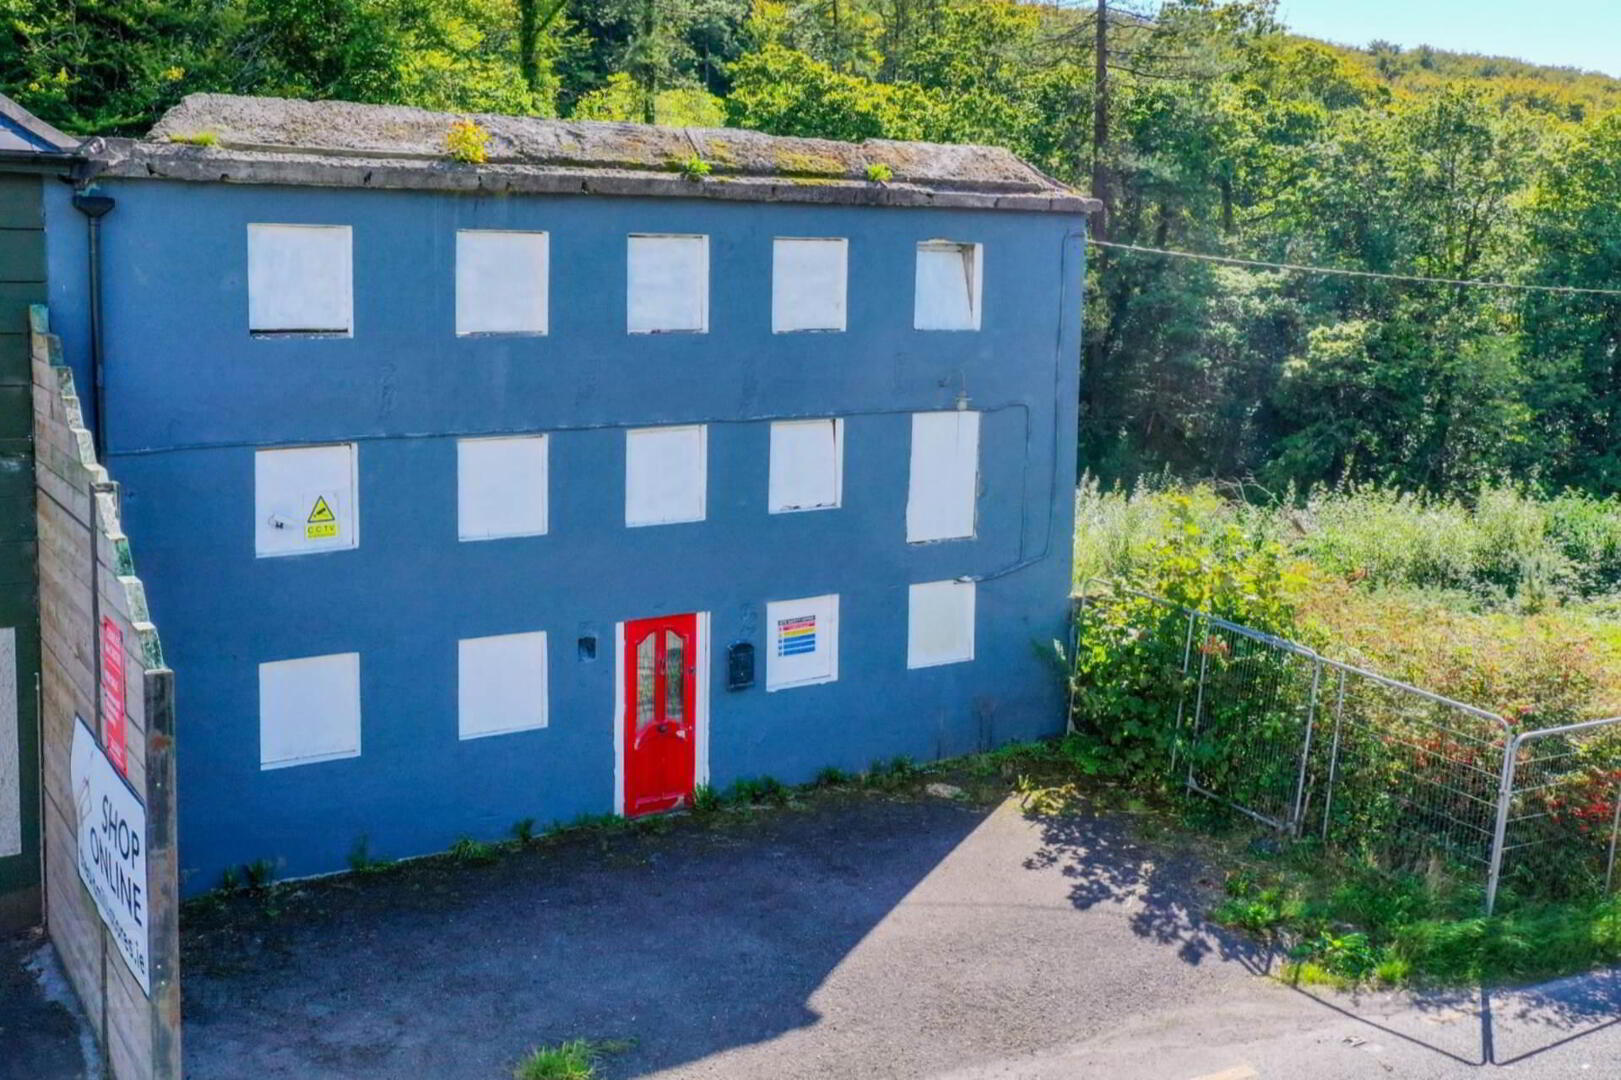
[777, 615, 817, 657]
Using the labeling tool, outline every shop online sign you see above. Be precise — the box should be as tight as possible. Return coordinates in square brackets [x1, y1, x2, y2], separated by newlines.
[71, 716, 150, 996]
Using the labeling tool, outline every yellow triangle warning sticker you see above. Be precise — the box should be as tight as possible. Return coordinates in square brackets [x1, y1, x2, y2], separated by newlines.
[306, 495, 339, 539]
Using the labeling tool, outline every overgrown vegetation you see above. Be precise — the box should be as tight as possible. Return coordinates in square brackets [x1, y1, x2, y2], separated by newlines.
[1068, 478, 1621, 988]
[1213, 855, 1621, 988]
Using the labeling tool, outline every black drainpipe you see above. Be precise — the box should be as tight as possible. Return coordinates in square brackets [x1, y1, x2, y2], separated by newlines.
[71, 192, 115, 457]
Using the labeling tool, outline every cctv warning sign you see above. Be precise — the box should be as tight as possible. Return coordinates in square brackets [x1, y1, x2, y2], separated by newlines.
[306, 495, 338, 540]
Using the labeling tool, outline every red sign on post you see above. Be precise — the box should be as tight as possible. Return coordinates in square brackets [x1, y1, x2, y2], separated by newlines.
[101, 616, 128, 776]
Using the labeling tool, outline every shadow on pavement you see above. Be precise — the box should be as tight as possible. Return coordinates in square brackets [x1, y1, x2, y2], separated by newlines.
[182, 797, 998, 1079]
[1022, 804, 1276, 975]
[1021, 798, 1621, 1071]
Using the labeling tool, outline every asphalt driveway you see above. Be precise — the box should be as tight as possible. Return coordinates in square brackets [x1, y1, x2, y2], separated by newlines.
[9, 787, 1621, 1078]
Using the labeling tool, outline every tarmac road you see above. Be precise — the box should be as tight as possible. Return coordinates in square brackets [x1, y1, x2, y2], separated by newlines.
[8, 792, 1619, 1078]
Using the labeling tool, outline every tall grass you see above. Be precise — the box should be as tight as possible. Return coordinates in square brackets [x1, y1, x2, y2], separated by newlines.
[1075, 477, 1621, 613]
[1073, 477, 1621, 719]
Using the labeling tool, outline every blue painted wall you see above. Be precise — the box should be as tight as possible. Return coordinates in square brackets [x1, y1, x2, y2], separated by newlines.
[45, 179, 1085, 894]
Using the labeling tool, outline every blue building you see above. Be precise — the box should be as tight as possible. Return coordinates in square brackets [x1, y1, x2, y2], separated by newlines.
[45, 95, 1096, 892]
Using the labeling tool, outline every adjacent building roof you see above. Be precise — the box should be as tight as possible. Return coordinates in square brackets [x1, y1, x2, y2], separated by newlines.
[84, 94, 1097, 215]
[0, 93, 80, 158]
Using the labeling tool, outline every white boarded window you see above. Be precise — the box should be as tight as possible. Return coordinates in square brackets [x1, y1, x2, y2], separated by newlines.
[458, 435, 548, 540]
[914, 240, 982, 331]
[769, 419, 842, 513]
[458, 631, 548, 739]
[260, 652, 361, 769]
[908, 580, 975, 669]
[626, 425, 707, 526]
[767, 594, 839, 691]
[906, 411, 980, 542]
[773, 237, 847, 332]
[248, 224, 352, 333]
[628, 234, 708, 333]
[255, 443, 358, 557]
[456, 230, 549, 335]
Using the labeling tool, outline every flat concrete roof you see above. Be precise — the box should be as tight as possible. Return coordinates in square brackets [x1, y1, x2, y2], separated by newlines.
[83, 94, 1098, 215]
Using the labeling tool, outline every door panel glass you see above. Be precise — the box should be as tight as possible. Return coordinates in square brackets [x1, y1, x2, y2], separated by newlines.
[664, 630, 686, 723]
[636, 633, 657, 732]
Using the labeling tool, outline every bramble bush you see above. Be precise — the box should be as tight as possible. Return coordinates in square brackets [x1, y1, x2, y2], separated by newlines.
[1069, 479, 1621, 971]
[1067, 494, 1310, 785]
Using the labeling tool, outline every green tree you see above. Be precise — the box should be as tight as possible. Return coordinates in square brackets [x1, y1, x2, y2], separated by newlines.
[725, 42, 941, 140]
[572, 71, 724, 124]
[1521, 114, 1621, 491]
[0, 0, 231, 133]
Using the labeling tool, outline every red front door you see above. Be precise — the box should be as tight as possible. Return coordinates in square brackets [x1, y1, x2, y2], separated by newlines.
[624, 613, 698, 817]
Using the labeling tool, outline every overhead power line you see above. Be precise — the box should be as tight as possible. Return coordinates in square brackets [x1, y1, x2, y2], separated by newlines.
[1086, 239, 1621, 298]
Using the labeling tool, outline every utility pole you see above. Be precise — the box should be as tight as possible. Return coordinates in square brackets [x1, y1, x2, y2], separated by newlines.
[1092, 0, 1110, 240]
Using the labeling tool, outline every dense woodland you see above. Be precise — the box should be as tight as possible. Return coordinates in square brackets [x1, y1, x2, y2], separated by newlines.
[7, 1, 1621, 497]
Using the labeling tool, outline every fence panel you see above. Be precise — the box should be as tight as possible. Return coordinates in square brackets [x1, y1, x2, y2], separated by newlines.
[1074, 580, 1618, 913]
[1490, 716, 1621, 911]
[1184, 618, 1321, 833]
[1317, 661, 1511, 874]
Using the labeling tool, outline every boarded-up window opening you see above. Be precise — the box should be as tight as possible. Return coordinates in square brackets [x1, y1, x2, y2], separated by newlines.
[906, 411, 980, 542]
[626, 425, 707, 526]
[907, 580, 975, 669]
[259, 652, 362, 768]
[458, 435, 549, 540]
[766, 594, 839, 690]
[772, 237, 848, 332]
[913, 240, 982, 331]
[456, 230, 549, 335]
[247, 223, 353, 334]
[458, 631, 549, 739]
[254, 443, 359, 558]
[628, 234, 709, 333]
[769, 418, 842, 513]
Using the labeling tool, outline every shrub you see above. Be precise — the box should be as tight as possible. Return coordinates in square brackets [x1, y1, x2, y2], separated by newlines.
[446, 119, 490, 164]
[1070, 494, 1310, 785]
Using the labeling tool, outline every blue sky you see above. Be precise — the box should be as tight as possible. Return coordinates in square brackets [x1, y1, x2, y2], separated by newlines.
[1273, 0, 1621, 78]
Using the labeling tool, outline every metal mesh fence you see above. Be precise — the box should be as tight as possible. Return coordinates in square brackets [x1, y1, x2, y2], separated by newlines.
[1492, 717, 1621, 908]
[1316, 661, 1511, 876]
[1185, 619, 1319, 832]
[1074, 580, 1621, 914]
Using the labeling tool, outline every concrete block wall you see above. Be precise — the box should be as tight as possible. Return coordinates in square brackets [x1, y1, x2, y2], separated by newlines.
[32, 305, 180, 1080]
